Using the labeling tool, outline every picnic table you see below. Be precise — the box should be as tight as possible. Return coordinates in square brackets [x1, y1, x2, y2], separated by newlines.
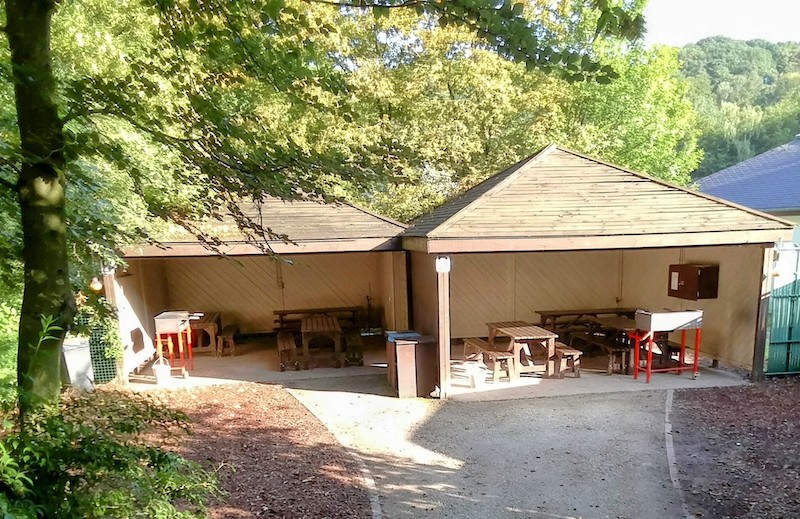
[189, 311, 221, 352]
[300, 314, 343, 369]
[576, 315, 639, 375]
[487, 321, 559, 378]
[536, 307, 638, 332]
[274, 306, 361, 331]
[154, 311, 193, 374]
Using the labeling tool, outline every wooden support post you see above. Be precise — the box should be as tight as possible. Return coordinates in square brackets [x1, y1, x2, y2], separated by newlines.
[436, 255, 451, 399]
[752, 246, 774, 381]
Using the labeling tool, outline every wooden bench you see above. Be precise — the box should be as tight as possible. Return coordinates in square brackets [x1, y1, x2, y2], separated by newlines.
[277, 332, 300, 371]
[463, 338, 517, 383]
[555, 341, 582, 378]
[216, 324, 239, 357]
[570, 332, 627, 375]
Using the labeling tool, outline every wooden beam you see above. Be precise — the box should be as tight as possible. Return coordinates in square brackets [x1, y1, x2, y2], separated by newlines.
[421, 230, 790, 253]
[436, 256, 451, 399]
[751, 246, 775, 381]
[122, 237, 402, 257]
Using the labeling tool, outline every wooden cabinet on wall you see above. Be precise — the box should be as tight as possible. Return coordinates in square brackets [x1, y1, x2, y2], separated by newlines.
[668, 264, 719, 300]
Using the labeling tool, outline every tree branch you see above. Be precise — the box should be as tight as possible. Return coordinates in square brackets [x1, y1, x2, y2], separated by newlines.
[304, 0, 423, 8]
[0, 176, 17, 191]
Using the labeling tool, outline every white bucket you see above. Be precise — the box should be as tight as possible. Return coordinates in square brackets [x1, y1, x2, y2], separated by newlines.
[152, 357, 172, 386]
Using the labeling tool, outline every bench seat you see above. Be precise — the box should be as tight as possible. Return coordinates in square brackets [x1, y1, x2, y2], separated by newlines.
[216, 324, 239, 357]
[463, 338, 517, 383]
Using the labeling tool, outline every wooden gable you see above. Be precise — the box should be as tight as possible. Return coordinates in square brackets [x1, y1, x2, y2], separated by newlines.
[404, 145, 794, 253]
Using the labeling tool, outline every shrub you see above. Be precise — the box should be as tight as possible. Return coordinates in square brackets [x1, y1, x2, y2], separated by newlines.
[0, 390, 220, 518]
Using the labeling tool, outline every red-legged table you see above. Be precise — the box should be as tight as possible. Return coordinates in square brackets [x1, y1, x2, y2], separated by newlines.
[154, 311, 194, 374]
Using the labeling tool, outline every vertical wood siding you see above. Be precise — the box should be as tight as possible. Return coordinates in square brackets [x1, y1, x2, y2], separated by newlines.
[621, 245, 764, 369]
[380, 252, 409, 331]
[411, 252, 439, 336]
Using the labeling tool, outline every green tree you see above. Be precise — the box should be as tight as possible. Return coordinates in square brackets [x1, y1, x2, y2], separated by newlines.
[2, 0, 644, 410]
[679, 37, 800, 177]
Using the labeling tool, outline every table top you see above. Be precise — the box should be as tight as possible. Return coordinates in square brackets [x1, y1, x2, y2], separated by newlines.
[190, 311, 221, 327]
[275, 306, 361, 317]
[488, 321, 557, 340]
[154, 311, 190, 334]
[587, 315, 638, 332]
[536, 307, 638, 318]
[301, 314, 342, 334]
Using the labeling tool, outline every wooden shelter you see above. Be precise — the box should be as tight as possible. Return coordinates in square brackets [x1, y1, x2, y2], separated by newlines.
[110, 198, 408, 372]
[402, 144, 795, 397]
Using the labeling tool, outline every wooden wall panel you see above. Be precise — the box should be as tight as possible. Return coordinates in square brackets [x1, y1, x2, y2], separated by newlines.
[280, 253, 381, 317]
[410, 252, 438, 336]
[449, 251, 619, 338]
[514, 251, 620, 322]
[165, 256, 280, 333]
[450, 254, 514, 338]
[379, 252, 409, 331]
[621, 245, 765, 369]
[116, 258, 169, 350]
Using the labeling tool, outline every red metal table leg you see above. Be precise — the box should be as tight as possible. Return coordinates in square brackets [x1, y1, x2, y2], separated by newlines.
[186, 327, 194, 370]
[693, 328, 702, 378]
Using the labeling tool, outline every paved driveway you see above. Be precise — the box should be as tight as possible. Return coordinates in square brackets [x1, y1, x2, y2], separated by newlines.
[288, 375, 685, 519]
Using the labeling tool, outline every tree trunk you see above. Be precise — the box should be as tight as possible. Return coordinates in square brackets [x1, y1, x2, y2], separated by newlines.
[6, 0, 74, 410]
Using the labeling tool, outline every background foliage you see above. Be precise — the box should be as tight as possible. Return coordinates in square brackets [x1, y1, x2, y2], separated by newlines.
[679, 37, 800, 178]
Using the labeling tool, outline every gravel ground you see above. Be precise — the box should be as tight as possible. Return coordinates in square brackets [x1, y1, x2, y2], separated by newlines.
[142, 374, 800, 519]
[290, 374, 686, 519]
[672, 378, 800, 519]
[158, 382, 371, 518]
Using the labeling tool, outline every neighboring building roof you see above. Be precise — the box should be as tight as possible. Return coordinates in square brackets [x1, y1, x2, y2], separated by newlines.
[404, 144, 794, 253]
[124, 197, 407, 257]
[697, 136, 800, 213]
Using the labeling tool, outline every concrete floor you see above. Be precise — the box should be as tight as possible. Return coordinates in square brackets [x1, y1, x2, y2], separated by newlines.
[129, 334, 749, 400]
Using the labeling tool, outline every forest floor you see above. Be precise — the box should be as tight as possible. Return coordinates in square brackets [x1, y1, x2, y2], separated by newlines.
[673, 377, 800, 519]
[164, 382, 371, 519]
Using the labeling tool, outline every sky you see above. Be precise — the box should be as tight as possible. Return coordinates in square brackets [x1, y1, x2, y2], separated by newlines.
[643, 0, 800, 47]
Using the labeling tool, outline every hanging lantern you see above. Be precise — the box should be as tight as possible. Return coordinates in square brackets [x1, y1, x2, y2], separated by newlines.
[89, 276, 104, 294]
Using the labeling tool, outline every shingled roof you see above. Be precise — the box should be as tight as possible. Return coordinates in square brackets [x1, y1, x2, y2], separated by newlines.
[403, 144, 793, 253]
[125, 197, 406, 257]
[698, 136, 800, 213]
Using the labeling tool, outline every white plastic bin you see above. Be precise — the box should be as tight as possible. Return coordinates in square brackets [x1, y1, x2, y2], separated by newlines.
[62, 338, 95, 391]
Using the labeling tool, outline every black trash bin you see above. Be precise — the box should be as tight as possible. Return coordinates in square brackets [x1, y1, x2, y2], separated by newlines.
[385, 331, 437, 398]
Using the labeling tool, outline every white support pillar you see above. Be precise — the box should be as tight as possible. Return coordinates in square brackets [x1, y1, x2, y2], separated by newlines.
[436, 255, 451, 399]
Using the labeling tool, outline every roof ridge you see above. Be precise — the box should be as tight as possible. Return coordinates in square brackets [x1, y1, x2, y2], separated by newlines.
[431, 144, 558, 236]
[342, 201, 408, 229]
[552, 145, 796, 228]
